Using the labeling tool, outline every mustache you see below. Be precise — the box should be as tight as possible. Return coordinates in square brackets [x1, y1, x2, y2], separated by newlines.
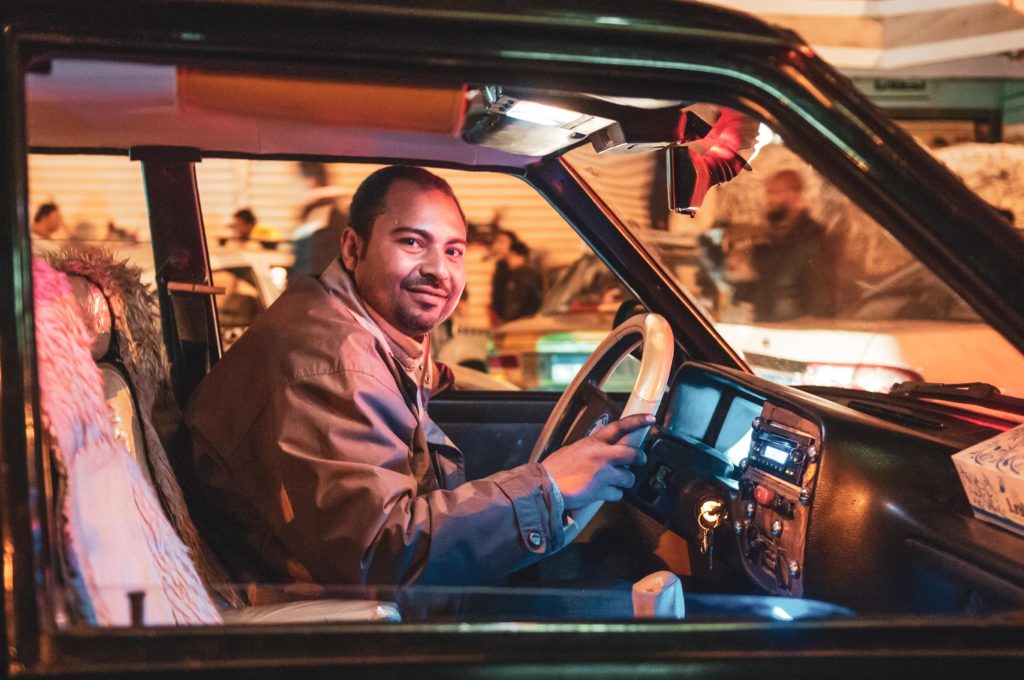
[402, 276, 452, 297]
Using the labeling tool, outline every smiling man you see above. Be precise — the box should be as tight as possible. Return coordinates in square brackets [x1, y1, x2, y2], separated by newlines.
[186, 165, 652, 588]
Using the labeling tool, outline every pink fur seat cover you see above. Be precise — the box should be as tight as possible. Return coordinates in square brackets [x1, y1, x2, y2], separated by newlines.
[33, 256, 221, 626]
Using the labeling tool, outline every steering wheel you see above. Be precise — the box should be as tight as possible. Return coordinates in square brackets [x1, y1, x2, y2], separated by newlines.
[529, 312, 674, 462]
[527, 313, 673, 533]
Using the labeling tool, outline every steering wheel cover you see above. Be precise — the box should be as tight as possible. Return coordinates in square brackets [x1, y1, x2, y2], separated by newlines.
[529, 313, 674, 463]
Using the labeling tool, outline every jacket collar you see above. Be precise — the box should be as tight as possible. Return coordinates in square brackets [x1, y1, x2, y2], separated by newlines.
[318, 259, 433, 391]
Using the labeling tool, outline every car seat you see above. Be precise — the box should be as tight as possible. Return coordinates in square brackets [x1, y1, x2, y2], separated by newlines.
[36, 249, 398, 625]
[34, 255, 221, 625]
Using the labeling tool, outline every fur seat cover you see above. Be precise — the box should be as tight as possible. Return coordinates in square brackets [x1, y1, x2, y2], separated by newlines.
[34, 254, 221, 625]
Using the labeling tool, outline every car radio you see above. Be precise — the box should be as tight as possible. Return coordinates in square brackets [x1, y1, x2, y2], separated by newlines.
[733, 404, 822, 598]
[748, 419, 816, 483]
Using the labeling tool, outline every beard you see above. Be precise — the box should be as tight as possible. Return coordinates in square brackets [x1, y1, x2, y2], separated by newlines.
[395, 275, 459, 336]
[395, 304, 446, 336]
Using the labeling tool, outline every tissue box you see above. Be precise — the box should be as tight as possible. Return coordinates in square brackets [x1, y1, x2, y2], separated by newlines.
[952, 424, 1024, 538]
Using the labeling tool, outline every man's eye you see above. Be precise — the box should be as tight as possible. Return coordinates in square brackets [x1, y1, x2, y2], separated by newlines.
[446, 248, 465, 258]
[399, 237, 423, 248]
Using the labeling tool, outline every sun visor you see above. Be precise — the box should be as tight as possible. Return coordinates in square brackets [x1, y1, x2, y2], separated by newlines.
[177, 70, 467, 135]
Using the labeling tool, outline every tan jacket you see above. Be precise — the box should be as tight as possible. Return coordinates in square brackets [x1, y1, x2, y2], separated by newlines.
[186, 260, 567, 587]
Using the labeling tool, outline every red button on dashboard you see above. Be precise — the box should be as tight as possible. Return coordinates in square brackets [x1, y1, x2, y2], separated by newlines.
[754, 485, 773, 507]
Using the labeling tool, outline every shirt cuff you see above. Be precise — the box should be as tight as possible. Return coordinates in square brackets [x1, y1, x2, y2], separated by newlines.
[542, 468, 574, 534]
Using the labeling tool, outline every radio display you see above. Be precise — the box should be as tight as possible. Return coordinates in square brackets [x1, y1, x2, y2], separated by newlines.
[763, 444, 790, 465]
[750, 426, 812, 483]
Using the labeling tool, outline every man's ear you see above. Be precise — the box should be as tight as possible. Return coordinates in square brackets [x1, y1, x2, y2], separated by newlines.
[340, 227, 362, 271]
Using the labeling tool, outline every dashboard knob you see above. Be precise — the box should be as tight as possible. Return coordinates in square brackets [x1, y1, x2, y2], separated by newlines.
[770, 519, 783, 537]
[733, 521, 745, 536]
[806, 444, 818, 461]
[738, 457, 750, 472]
[752, 417, 762, 430]
[744, 501, 756, 518]
[788, 560, 801, 579]
[799, 487, 812, 505]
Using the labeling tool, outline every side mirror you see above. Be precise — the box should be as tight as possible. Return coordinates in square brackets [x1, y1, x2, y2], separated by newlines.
[666, 145, 706, 217]
[667, 108, 756, 216]
[667, 145, 746, 217]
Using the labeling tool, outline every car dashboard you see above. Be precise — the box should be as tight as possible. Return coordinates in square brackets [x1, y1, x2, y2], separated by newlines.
[628, 362, 1024, 614]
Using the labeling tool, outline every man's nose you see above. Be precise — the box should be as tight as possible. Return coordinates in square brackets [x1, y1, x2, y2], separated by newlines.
[420, 246, 451, 283]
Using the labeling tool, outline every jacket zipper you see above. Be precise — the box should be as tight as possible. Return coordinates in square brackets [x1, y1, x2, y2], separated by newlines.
[429, 444, 445, 489]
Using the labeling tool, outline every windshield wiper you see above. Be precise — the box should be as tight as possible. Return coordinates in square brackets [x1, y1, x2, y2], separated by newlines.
[890, 381, 1024, 415]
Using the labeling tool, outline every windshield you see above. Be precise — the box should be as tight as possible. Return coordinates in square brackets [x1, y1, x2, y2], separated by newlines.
[565, 133, 1024, 397]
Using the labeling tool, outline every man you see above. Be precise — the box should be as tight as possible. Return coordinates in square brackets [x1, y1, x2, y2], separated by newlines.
[487, 228, 516, 326]
[290, 161, 347, 279]
[494, 240, 542, 322]
[749, 169, 835, 322]
[230, 208, 257, 241]
[186, 166, 652, 587]
[32, 202, 66, 239]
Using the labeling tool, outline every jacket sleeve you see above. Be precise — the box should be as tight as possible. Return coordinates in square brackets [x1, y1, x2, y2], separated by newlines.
[243, 366, 568, 586]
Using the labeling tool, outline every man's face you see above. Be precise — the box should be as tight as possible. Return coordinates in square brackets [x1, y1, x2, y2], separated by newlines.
[342, 179, 467, 338]
[35, 210, 63, 237]
[764, 179, 800, 224]
[231, 217, 254, 240]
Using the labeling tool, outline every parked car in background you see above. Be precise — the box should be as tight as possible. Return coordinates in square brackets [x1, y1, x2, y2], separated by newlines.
[493, 229, 1024, 397]
[717, 261, 1024, 394]
[490, 254, 642, 390]
[208, 247, 292, 347]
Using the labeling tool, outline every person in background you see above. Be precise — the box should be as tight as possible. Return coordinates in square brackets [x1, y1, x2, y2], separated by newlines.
[488, 228, 519, 326]
[32, 202, 66, 239]
[695, 223, 727, 315]
[220, 208, 282, 249]
[231, 208, 257, 242]
[494, 241, 542, 323]
[749, 169, 835, 322]
[291, 161, 347, 278]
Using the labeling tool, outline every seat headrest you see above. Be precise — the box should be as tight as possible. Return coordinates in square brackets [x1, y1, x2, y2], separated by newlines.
[68, 275, 112, 361]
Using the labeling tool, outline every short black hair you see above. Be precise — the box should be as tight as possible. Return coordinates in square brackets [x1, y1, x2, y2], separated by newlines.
[348, 165, 465, 242]
[233, 208, 257, 225]
[34, 202, 59, 223]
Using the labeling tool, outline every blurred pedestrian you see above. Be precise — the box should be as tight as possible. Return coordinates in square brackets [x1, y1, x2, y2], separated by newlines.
[32, 202, 66, 239]
[488, 229, 518, 325]
[493, 240, 542, 323]
[231, 208, 257, 242]
[749, 169, 834, 321]
[291, 162, 347, 279]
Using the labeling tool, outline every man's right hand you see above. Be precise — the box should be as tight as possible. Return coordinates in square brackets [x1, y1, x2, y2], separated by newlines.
[540, 413, 655, 510]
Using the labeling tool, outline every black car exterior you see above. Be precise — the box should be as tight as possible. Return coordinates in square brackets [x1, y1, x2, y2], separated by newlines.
[3, 1, 1024, 678]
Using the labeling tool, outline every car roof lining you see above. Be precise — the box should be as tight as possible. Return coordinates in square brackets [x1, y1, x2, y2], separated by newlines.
[25, 57, 704, 165]
[26, 59, 540, 165]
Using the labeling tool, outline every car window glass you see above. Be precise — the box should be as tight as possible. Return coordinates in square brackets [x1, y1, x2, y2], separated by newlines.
[566, 126, 1024, 397]
[28, 152, 159, 330]
[191, 160, 638, 390]
[27, 149, 640, 387]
